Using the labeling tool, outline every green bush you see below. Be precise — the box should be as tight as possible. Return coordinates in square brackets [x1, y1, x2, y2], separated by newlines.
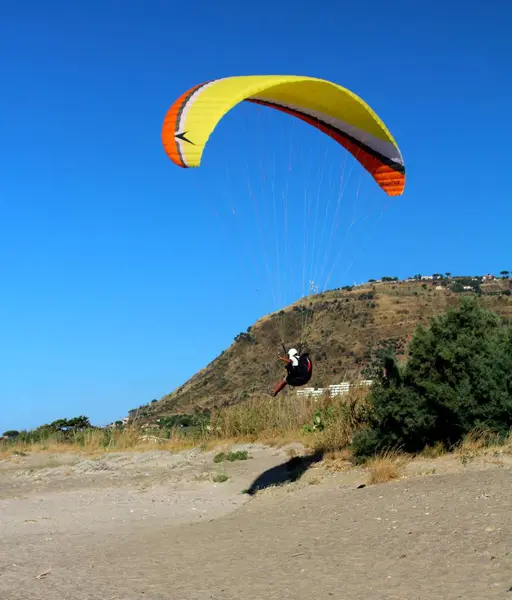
[7, 416, 95, 445]
[156, 412, 209, 429]
[226, 450, 248, 462]
[213, 450, 248, 463]
[352, 298, 512, 458]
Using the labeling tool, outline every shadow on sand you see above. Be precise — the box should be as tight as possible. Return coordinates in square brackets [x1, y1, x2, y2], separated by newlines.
[244, 450, 324, 496]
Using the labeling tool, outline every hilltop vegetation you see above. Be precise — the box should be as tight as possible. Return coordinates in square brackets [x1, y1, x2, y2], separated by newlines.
[133, 274, 512, 422]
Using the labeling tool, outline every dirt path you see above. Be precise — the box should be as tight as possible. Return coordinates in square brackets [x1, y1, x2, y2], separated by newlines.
[1, 444, 511, 599]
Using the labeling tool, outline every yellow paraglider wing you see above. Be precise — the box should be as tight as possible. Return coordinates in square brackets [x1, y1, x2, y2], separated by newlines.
[161, 75, 405, 196]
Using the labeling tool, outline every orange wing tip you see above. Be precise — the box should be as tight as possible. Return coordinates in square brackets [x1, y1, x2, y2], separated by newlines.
[162, 83, 207, 169]
[374, 166, 406, 196]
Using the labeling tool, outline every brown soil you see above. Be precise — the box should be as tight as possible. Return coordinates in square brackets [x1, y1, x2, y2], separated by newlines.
[1, 445, 511, 599]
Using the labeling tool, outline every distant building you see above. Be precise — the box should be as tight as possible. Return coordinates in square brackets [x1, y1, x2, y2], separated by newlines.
[296, 380, 373, 398]
[296, 387, 324, 398]
[328, 383, 351, 397]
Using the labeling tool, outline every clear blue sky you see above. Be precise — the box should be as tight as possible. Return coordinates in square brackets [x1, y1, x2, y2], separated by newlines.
[1, 0, 511, 432]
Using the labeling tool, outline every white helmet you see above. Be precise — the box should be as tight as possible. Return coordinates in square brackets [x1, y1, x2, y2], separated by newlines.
[288, 348, 299, 366]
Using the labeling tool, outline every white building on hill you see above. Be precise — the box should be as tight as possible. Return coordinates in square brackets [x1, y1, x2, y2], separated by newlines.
[296, 380, 373, 398]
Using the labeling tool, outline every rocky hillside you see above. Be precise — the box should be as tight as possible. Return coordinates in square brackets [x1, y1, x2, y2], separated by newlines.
[131, 276, 512, 421]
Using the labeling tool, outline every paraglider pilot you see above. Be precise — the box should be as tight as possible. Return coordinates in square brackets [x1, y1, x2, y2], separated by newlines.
[272, 348, 313, 397]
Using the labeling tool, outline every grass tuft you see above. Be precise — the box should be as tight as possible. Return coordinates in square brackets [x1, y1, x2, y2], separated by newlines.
[365, 450, 407, 485]
[420, 442, 446, 458]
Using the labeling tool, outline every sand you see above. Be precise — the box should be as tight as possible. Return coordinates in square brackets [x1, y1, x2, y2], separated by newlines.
[1, 443, 511, 599]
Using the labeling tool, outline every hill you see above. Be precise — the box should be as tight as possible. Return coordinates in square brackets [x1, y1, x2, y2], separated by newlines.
[130, 276, 512, 422]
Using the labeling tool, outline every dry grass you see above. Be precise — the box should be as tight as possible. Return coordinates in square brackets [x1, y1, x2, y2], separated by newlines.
[1, 389, 371, 460]
[500, 433, 512, 454]
[285, 445, 299, 458]
[0, 427, 210, 460]
[210, 393, 321, 439]
[456, 429, 502, 454]
[303, 472, 323, 485]
[365, 450, 408, 485]
[420, 442, 446, 458]
[312, 391, 370, 453]
[209, 387, 369, 452]
[322, 448, 353, 472]
[455, 429, 512, 464]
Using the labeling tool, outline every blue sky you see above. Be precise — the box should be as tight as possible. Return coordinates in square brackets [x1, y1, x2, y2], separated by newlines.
[1, 0, 511, 432]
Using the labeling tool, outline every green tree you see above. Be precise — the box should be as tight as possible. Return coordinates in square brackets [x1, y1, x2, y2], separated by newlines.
[2, 430, 20, 439]
[352, 298, 512, 457]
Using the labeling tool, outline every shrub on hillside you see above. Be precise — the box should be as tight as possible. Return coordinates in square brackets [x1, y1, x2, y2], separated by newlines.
[2, 430, 20, 439]
[352, 297, 512, 458]
[156, 412, 209, 429]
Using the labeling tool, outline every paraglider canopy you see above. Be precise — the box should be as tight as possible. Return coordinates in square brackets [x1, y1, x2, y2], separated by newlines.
[162, 74, 405, 196]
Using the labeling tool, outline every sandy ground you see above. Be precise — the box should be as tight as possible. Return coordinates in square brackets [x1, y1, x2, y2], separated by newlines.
[1, 443, 511, 599]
